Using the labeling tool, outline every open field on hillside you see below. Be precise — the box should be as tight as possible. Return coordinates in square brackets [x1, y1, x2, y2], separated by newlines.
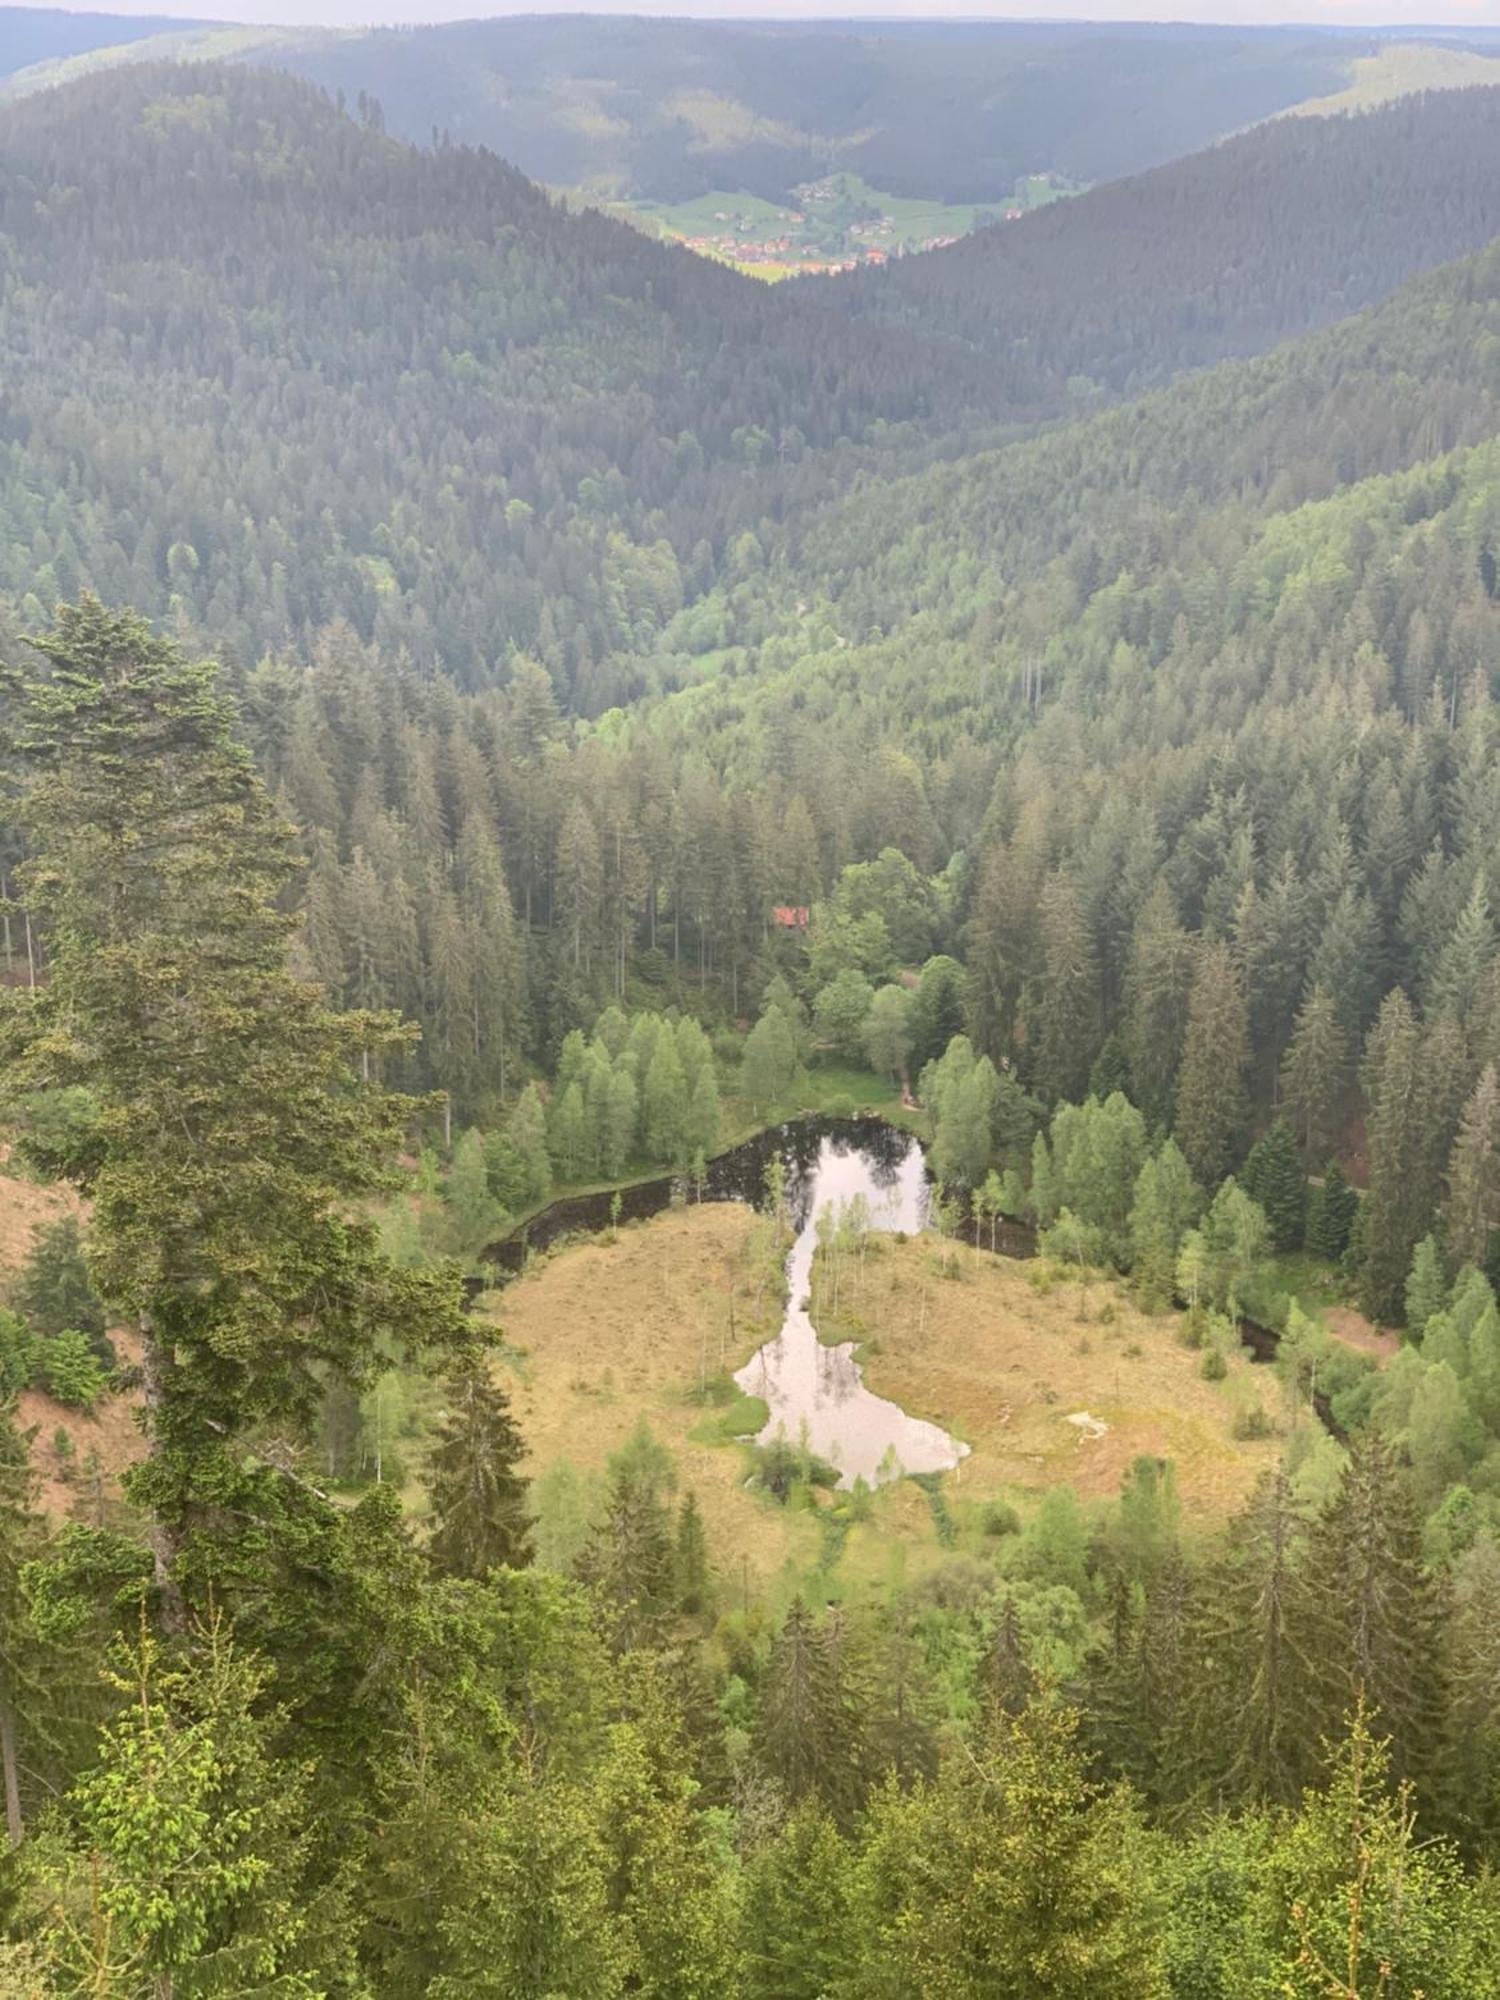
[0, 1161, 144, 1516]
[1273, 42, 1500, 120]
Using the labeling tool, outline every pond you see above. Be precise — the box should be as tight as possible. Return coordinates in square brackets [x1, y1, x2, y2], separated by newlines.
[480, 1112, 1308, 1472]
[731, 1125, 970, 1488]
[485, 1115, 970, 1487]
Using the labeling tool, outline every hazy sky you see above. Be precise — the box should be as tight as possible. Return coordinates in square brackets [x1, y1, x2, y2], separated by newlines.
[32, 0, 1500, 28]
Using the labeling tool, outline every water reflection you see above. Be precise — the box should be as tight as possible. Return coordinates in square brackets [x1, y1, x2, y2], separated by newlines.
[734, 1131, 969, 1488]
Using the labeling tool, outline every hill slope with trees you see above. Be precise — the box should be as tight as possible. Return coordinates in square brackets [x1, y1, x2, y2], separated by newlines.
[828, 86, 1500, 406]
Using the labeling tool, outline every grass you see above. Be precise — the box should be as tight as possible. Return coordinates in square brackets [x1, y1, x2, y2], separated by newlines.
[485, 1196, 1283, 1607]
[478, 1202, 820, 1588]
[809, 1230, 1281, 1522]
[1272, 43, 1500, 121]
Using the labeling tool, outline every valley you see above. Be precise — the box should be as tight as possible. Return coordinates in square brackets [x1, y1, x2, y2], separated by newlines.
[1, 25, 1500, 1993]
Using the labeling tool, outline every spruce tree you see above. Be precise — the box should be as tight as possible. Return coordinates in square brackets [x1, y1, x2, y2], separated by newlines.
[425, 1361, 533, 1579]
[755, 1599, 868, 1829]
[1305, 1160, 1358, 1264]
[1031, 871, 1099, 1103]
[11, 1214, 106, 1349]
[1405, 1234, 1449, 1340]
[1241, 1122, 1307, 1252]
[0, 1401, 43, 1847]
[674, 1491, 710, 1615]
[508, 1083, 552, 1203]
[1359, 991, 1451, 1322]
[1174, 941, 1249, 1188]
[740, 1803, 855, 2000]
[1300, 1433, 1446, 1792]
[1278, 984, 1350, 1162]
[858, 1697, 1162, 1999]
[1122, 881, 1194, 1128]
[1445, 1062, 1500, 1270]
[0, 602, 467, 1626]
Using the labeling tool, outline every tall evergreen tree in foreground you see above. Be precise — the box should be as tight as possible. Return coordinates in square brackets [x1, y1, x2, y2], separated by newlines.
[425, 1361, 534, 1579]
[0, 601, 467, 1626]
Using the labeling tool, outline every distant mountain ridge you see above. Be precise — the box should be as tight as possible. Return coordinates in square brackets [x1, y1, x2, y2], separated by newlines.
[822, 87, 1500, 411]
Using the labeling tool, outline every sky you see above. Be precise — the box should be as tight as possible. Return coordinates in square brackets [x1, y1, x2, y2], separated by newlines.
[28, 0, 1500, 27]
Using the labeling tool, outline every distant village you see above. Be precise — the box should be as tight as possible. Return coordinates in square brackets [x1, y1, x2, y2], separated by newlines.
[665, 173, 1063, 274]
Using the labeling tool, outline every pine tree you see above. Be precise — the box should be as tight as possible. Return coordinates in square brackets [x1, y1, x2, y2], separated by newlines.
[1445, 1062, 1500, 1270]
[0, 602, 467, 1626]
[1241, 1122, 1307, 1252]
[1405, 1234, 1449, 1340]
[1305, 1160, 1358, 1263]
[425, 1362, 533, 1579]
[1174, 941, 1249, 1188]
[755, 1600, 868, 1829]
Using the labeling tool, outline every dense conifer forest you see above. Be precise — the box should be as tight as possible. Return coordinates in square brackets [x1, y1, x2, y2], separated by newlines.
[2, 50, 1500, 1996]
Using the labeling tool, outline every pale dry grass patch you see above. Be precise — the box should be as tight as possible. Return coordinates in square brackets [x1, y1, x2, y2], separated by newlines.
[824, 1236, 1280, 1518]
[485, 1203, 818, 1586]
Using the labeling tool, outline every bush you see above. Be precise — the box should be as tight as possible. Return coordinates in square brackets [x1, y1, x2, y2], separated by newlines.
[752, 1433, 839, 1503]
[1232, 1401, 1274, 1440]
[981, 1499, 1021, 1538]
[1200, 1347, 1228, 1382]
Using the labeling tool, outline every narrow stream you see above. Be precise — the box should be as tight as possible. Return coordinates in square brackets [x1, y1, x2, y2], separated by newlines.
[732, 1128, 969, 1488]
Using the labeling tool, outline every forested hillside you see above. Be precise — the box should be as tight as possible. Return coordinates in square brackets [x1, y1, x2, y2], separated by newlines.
[0, 7, 206, 83]
[6, 43, 1500, 1996]
[263, 17, 1363, 203]
[828, 88, 1500, 401]
[0, 63, 1013, 698]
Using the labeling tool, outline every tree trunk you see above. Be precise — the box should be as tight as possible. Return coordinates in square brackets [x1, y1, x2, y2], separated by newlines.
[0, 1702, 22, 1847]
[139, 1320, 187, 1636]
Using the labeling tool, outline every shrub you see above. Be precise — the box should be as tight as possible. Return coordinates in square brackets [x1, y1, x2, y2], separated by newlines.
[1200, 1347, 1228, 1382]
[981, 1499, 1021, 1538]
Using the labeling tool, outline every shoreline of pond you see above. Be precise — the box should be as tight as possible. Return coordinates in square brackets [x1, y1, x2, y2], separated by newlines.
[475, 1111, 1337, 1435]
